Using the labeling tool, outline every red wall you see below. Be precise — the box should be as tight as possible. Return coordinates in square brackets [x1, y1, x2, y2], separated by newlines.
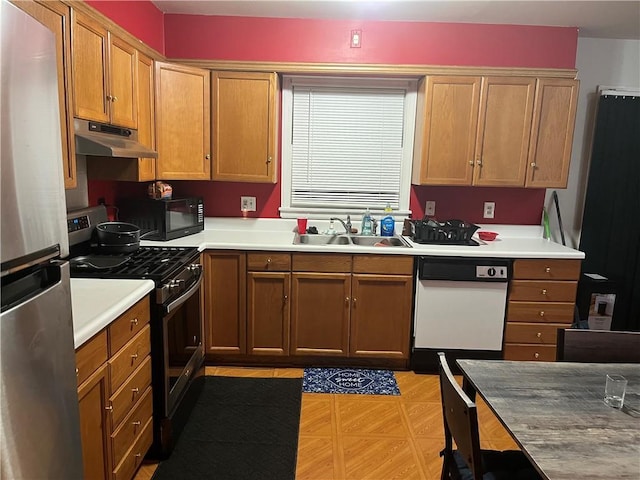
[86, 6, 579, 225]
[85, 0, 164, 54]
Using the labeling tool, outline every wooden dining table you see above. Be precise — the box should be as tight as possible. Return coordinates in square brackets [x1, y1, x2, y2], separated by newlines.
[456, 359, 640, 480]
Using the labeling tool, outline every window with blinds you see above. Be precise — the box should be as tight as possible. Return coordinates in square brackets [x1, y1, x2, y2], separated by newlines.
[280, 76, 417, 218]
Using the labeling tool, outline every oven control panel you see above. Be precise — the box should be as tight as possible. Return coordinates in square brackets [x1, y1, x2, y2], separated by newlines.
[476, 265, 508, 279]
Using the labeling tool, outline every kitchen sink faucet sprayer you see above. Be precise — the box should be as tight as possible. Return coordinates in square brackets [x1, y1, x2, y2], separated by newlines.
[330, 215, 352, 234]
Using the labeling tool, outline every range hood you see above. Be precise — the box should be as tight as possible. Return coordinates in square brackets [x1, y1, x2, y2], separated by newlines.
[74, 119, 157, 158]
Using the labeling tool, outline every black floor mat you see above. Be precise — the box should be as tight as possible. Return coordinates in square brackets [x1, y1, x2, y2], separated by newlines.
[152, 376, 303, 480]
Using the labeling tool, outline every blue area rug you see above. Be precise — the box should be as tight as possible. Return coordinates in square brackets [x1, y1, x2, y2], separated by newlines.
[303, 368, 400, 395]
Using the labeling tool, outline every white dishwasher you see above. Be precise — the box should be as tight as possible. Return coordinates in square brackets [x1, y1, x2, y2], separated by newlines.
[411, 256, 511, 372]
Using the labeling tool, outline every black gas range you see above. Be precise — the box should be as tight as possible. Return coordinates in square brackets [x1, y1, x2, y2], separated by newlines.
[67, 206, 205, 459]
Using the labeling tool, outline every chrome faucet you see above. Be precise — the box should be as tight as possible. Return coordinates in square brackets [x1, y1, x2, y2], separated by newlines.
[330, 215, 352, 234]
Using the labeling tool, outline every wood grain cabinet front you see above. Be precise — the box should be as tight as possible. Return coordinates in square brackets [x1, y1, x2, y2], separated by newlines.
[71, 10, 137, 128]
[75, 296, 152, 480]
[413, 75, 578, 189]
[504, 259, 580, 361]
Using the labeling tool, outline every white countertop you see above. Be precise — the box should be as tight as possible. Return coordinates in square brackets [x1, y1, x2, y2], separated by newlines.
[141, 218, 585, 259]
[71, 278, 154, 349]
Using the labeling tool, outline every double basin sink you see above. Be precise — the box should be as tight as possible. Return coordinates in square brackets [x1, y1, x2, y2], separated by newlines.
[293, 233, 411, 248]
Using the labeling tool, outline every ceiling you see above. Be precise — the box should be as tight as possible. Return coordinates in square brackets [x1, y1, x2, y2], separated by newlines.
[151, 1, 640, 39]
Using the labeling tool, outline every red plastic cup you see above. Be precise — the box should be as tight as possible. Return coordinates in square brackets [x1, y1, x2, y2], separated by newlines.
[297, 218, 308, 234]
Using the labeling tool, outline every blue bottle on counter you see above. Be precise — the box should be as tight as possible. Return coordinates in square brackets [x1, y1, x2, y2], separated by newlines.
[380, 203, 395, 236]
[361, 208, 373, 235]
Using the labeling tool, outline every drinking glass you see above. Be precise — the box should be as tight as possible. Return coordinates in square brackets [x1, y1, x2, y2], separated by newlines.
[604, 374, 627, 408]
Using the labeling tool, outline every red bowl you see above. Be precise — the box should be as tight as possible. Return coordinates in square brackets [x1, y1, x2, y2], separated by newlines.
[478, 231, 498, 241]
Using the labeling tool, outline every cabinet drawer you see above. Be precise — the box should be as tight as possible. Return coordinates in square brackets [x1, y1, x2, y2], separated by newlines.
[512, 259, 580, 280]
[503, 344, 556, 362]
[111, 386, 152, 468]
[292, 254, 352, 273]
[352, 255, 413, 275]
[247, 252, 291, 271]
[509, 280, 577, 302]
[507, 301, 575, 323]
[76, 330, 108, 387]
[109, 355, 152, 428]
[112, 416, 153, 480]
[109, 297, 150, 355]
[504, 323, 566, 345]
[109, 325, 151, 392]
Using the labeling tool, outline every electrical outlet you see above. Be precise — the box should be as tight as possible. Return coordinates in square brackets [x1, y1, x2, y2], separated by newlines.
[483, 202, 495, 219]
[425, 201, 436, 217]
[241, 196, 256, 212]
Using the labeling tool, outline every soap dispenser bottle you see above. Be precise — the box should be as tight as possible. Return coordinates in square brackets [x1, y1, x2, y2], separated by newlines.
[380, 203, 395, 237]
[361, 208, 373, 235]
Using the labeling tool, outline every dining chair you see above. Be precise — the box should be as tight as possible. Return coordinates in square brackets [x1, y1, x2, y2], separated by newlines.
[556, 329, 640, 363]
[437, 352, 541, 480]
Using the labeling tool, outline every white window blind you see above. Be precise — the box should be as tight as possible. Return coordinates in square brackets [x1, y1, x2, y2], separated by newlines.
[281, 76, 416, 218]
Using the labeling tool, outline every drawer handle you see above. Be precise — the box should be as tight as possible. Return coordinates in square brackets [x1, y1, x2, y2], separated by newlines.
[536, 332, 542, 338]
[131, 318, 139, 326]
[541, 289, 547, 296]
[534, 352, 540, 359]
[545, 267, 551, 273]
[131, 387, 139, 394]
[132, 421, 141, 427]
[539, 311, 545, 317]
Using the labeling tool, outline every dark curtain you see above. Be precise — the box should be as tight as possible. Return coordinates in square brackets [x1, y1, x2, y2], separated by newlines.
[579, 94, 640, 331]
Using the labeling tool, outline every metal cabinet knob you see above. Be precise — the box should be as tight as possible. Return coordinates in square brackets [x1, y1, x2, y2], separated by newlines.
[469, 160, 474, 166]
[267, 257, 272, 265]
[132, 421, 141, 427]
[534, 352, 540, 359]
[105, 405, 113, 412]
[283, 295, 288, 302]
[131, 318, 138, 326]
[75, 368, 79, 376]
[131, 353, 138, 360]
[545, 267, 551, 273]
[353, 297, 357, 306]
[131, 387, 139, 394]
[267, 156, 272, 164]
[536, 332, 542, 338]
[530, 162, 537, 168]
[106, 94, 112, 101]
[112, 96, 118, 102]
[541, 289, 547, 296]
[205, 154, 211, 160]
[345, 297, 350, 305]
[539, 311, 545, 317]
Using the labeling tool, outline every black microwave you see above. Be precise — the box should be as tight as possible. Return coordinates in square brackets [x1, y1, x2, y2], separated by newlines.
[118, 197, 204, 241]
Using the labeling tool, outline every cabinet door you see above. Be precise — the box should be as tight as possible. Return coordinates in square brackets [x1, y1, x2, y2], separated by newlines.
[412, 76, 481, 185]
[474, 77, 536, 186]
[526, 78, 579, 188]
[155, 62, 211, 179]
[350, 274, 413, 358]
[72, 10, 109, 123]
[291, 273, 350, 356]
[14, 0, 77, 188]
[212, 71, 278, 183]
[108, 34, 137, 129]
[78, 364, 111, 480]
[136, 52, 156, 181]
[203, 252, 246, 356]
[247, 272, 290, 355]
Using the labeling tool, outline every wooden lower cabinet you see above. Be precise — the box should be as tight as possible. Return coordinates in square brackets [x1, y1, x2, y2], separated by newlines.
[203, 251, 247, 355]
[290, 272, 351, 356]
[504, 259, 580, 361]
[204, 250, 414, 364]
[75, 296, 152, 480]
[350, 274, 413, 358]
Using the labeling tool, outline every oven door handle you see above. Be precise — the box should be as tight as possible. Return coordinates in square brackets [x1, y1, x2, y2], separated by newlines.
[165, 273, 203, 314]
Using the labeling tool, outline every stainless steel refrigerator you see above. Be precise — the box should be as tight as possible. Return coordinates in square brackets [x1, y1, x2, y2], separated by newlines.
[1, 1, 84, 477]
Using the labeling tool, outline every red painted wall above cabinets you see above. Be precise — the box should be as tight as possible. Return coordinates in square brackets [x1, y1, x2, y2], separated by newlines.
[85, 0, 165, 54]
[165, 15, 577, 68]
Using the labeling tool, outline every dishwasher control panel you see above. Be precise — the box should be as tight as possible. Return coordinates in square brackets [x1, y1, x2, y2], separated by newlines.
[476, 265, 508, 279]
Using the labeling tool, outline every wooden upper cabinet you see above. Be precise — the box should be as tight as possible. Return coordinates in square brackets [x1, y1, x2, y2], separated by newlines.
[412, 76, 481, 185]
[13, 0, 77, 189]
[474, 76, 536, 186]
[155, 62, 211, 180]
[212, 71, 279, 183]
[135, 52, 156, 181]
[71, 10, 137, 128]
[526, 78, 579, 188]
